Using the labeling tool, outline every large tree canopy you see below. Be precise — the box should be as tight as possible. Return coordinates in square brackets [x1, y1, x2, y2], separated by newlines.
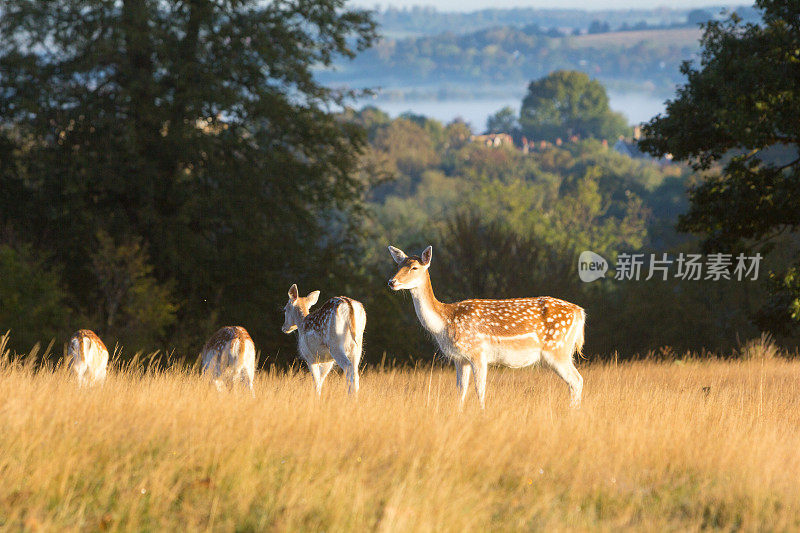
[639, 0, 800, 335]
[0, 0, 377, 353]
[519, 70, 629, 142]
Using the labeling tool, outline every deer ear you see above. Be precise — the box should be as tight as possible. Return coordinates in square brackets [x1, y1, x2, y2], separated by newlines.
[288, 284, 299, 300]
[307, 290, 320, 307]
[420, 245, 433, 266]
[388, 245, 408, 264]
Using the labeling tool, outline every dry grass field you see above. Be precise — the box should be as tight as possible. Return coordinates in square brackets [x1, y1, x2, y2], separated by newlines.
[1, 342, 799, 531]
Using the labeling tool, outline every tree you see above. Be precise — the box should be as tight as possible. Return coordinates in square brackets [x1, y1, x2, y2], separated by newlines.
[486, 106, 518, 135]
[433, 212, 579, 302]
[91, 231, 177, 348]
[0, 244, 68, 352]
[519, 70, 629, 143]
[639, 1, 800, 336]
[371, 118, 440, 180]
[0, 0, 377, 353]
[588, 20, 610, 34]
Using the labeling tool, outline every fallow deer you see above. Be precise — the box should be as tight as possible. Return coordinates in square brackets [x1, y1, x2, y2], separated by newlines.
[201, 326, 256, 395]
[388, 245, 585, 408]
[282, 284, 366, 395]
[68, 329, 109, 387]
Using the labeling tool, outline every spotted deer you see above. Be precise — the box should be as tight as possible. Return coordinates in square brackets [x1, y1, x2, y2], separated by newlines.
[68, 329, 109, 387]
[388, 245, 585, 408]
[282, 284, 366, 395]
[201, 326, 256, 395]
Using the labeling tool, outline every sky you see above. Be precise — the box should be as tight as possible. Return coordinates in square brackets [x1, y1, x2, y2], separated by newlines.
[353, 1, 737, 11]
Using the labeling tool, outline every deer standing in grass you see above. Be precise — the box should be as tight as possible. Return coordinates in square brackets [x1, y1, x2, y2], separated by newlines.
[201, 326, 256, 395]
[388, 245, 585, 408]
[282, 284, 366, 395]
[68, 329, 109, 387]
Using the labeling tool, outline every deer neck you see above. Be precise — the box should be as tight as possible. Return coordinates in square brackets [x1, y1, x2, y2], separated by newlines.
[296, 308, 311, 329]
[409, 272, 448, 335]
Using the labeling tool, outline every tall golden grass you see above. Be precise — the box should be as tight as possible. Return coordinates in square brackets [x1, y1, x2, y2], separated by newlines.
[1, 339, 799, 531]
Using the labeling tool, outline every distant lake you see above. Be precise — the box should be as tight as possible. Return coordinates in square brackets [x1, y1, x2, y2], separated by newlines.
[356, 91, 668, 132]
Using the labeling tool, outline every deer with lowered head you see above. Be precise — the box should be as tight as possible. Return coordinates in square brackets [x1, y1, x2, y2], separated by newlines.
[387, 245, 585, 408]
[201, 326, 256, 395]
[68, 329, 109, 387]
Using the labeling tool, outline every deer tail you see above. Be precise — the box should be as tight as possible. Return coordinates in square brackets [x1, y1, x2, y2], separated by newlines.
[346, 300, 359, 350]
[71, 336, 87, 364]
[570, 307, 586, 360]
[69, 338, 78, 363]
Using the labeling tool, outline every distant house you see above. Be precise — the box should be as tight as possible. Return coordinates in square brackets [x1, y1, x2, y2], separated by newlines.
[613, 127, 672, 163]
[471, 133, 514, 148]
[613, 137, 638, 158]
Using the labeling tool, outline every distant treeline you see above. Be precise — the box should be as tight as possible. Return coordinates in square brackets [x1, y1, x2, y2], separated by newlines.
[373, 5, 761, 38]
[322, 25, 701, 89]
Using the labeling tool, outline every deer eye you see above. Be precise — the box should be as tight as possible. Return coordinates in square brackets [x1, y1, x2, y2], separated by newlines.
[411, 266, 419, 271]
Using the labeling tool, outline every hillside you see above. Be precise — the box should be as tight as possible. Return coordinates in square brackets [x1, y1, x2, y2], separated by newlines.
[570, 27, 703, 47]
[322, 25, 702, 91]
[373, 6, 740, 38]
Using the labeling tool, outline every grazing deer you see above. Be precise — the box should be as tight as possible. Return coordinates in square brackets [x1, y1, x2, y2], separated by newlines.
[388, 245, 585, 409]
[68, 329, 109, 387]
[282, 284, 366, 395]
[201, 326, 256, 395]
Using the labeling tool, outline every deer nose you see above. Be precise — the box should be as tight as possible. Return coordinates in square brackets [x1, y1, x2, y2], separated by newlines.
[388, 279, 397, 289]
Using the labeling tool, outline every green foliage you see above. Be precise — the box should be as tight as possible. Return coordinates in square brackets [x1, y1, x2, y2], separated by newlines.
[0, 244, 68, 352]
[372, 118, 441, 179]
[0, 0, 787, 359]
[755, 266, 800, 336]
[432, 213, 581, 304]
[351, 106, 728, 358]
[520, 71, 630, 142]
[639, 0, 800, 338]
[91, 232, 177, 348]
[0, 0, 377, 355]
[486, 106, 518, 134]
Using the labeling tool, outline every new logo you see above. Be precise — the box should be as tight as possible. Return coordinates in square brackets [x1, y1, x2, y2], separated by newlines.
[578, 251, 608, 282]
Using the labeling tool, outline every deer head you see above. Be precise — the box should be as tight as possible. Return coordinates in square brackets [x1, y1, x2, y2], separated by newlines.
[387, 245, 432, 290]
[282, 284, 320, 333]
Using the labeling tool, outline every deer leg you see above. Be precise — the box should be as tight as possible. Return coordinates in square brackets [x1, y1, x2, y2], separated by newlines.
[74, 361, 87, 387]
[308, 361, 327, 396]
[455, 361, 471, 408]
[331, 346, 358, 396]
[93, 366, 107, 386]
[317, 361, 335, 394]
[548, 355, 583, 409]
[350, 364, 360, 396]
[347, 336, 363, 370]
[240, 366, 255, 397]
[205, 355, 225, 392]
[76, 368, 87, 388]
[471, 357, 488, 410]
